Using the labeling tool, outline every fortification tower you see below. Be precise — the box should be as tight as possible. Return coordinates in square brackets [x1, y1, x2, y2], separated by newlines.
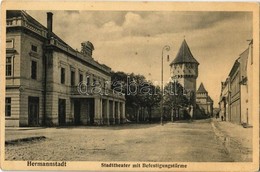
[170, 39, 199, 105]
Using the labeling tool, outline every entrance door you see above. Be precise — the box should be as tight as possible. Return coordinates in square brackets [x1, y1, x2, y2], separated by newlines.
[58, 99, 66, 125]
[28, 97, 39, 126]
[74, 99, 81, 125]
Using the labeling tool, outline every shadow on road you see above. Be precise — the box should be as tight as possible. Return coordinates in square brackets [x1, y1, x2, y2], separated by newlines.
[54, 123, 160, 130]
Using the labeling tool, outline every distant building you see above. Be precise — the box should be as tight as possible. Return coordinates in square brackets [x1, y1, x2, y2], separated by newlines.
[196, 83, 214, 116]
[219, 77, 231, 121]
[213, 108, 221, 118]
[219, 40, 253, 126]
[5, 11, 125, 127]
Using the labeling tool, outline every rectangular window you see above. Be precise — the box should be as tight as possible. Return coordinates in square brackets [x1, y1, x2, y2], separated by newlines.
[6, 56, 12, 76]
[71, 71, 75, 86]
[79, 73, 83, 83]
[31, 61, 37, 79]
[31, 45, 37, 52]
[5, 97, 11, 117]
[61, 67, 65, 84]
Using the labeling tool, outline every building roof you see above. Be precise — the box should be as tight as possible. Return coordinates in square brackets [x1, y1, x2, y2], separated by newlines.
[239, 47, 249, 82]
[197, 83, 208, 93]
[6, 10, 111, 74]
[170, 39, 199, 66]
[228, 58, 240, 78]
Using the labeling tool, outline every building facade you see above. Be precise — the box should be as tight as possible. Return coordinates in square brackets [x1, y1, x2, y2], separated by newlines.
[5, 11, 125, 127]
[229, 59, 241, 124]
[219, 40, 253, 126]
[218, 77, 231, 121]
[196, 83, 214, 116]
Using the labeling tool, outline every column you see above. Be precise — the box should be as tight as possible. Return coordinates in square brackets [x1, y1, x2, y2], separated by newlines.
[122, 102, 126, 123]
[106, 99, 110, 125]
[100, 98, 103, 125]
[94, 97, 101, 125]
[117, 102, 121, 124]
[112, 100, 115, 124]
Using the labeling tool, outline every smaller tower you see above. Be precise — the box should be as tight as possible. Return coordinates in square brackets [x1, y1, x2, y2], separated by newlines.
[196, 83, 213, 115]
[196, 83, 208, 101]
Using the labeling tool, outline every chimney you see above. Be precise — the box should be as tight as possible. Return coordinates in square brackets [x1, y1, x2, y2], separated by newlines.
[47, 12, 53, 38]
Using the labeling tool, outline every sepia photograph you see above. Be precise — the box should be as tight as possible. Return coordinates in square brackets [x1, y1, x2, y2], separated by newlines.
[1, 1, 259, 171]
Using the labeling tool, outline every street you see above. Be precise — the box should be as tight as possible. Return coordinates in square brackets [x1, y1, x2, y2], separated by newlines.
[5, 119, 252, 162]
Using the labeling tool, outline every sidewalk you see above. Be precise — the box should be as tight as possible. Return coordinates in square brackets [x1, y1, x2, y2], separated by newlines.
[211, 118, 252, 161]
[5, 127, 48, 142]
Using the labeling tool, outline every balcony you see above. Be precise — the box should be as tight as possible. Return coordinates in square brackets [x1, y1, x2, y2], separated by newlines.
[7, 17, 47, 38]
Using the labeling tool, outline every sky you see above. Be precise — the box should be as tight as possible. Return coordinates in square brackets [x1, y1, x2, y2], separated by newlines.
[27, 10, 252, 106]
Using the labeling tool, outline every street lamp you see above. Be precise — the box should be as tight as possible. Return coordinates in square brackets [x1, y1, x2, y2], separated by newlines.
[161, 45, 170, 126]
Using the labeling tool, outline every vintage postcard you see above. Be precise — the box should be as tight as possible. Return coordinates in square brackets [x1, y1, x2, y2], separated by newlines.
[0, 1, 259, 171]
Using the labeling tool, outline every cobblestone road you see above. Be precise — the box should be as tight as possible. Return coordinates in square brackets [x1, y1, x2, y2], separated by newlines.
[5, 119, 251, 162]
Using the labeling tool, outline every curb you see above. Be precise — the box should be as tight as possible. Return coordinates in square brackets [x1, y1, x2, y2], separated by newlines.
[5, 136, 46, 145]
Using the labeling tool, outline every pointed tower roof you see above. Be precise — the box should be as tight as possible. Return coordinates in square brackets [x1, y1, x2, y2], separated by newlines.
[197, 83, 208, 93]
[170, 39, 199, 66]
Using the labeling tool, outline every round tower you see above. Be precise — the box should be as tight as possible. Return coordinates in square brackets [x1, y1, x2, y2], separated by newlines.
[170, 39, 199, 105]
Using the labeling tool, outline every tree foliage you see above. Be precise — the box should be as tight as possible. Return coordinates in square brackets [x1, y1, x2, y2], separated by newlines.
[163, 81, 190, 108]
[111, 71, 161, 122]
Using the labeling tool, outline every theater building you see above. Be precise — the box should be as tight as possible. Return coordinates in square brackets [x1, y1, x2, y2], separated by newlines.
[5, 10, 125, 127]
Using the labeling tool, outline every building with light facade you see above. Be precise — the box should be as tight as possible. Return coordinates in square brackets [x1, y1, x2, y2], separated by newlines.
[219, 40, 253, 126]
[5, 10, 125, 127]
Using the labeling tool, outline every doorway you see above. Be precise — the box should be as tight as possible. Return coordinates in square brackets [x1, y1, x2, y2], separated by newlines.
[58, 99, 66, 125]
[74, 99, 81, 125]
[28, 96, 39, 126]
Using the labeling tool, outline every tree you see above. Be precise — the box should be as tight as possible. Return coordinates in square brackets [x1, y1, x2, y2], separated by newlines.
[111, 71, 162, 122]
[163, 81, 190, 121]
[143, 85, 161, 122]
